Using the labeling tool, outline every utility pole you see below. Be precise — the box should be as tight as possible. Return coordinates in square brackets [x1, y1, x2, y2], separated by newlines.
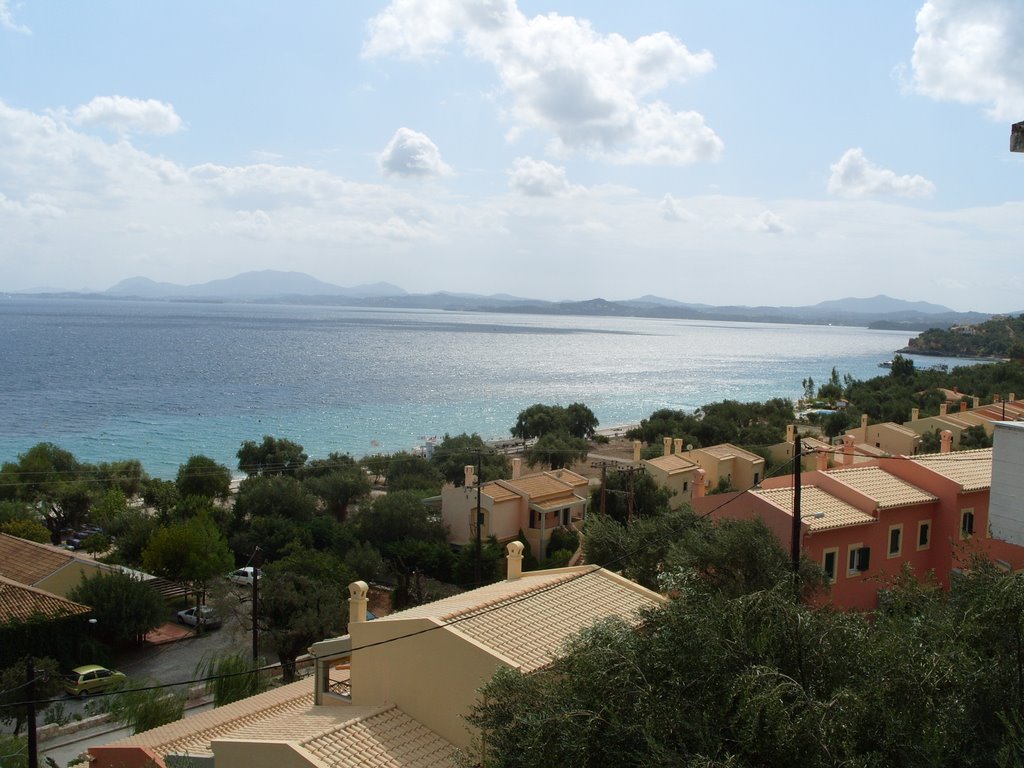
[590, 460, 611, 515]
[791, 433, 802, 577]
[474, 451, 483, 584]
[251, 547, 262, 663]
[26, 657, 37, 768]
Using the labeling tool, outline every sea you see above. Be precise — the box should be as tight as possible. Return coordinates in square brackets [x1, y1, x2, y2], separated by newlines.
[0, 297, 976, 479]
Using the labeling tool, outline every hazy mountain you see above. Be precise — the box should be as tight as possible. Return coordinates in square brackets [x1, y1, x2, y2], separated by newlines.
[812, 295, 952, 315]
[105, 271, 406, 299]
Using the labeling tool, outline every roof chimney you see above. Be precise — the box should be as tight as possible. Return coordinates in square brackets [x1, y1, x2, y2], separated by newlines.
[940, 430, 953, 454]
[673, 438, 683, 455]
[663, 437, 671, 457]
[995, 393, 1002, 403]
[842, 434, 856, 466]
[464, 465, 476, 487]
[939, 403, 948, 416]
[786, 424, 795, 443]
[860, 413, 869, 430]
[348, 581, 369, 625]
[1011, 393, 1017, 403]
[511, 457, 521, 480]
[632, 440, 642, 463]
[973, 396, 980, 409]
[692, 469, 706, 498]
[960, 400, 968, 412]
[911, 407, 919, 422]
[506, 540, 524, 581]
[816, 449, 829, 472]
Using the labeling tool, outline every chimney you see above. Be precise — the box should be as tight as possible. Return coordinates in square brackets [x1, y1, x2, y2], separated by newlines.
[911, 407, 919, 422]
[860, 413, 869, 430]
[939, 403, 948, 416]
[663, 437, 671, 457]
[511, 457, 521, 480]
[464, 465, 476, 487]
[960, 400, 968, 412]
[632, 440, 642, 463]
[995, 393, 1002, 403]
[506, 541, 524, 581]
[816, 449, 829, 471]
[940, 429, 953, 454]
[348, 581, 369, 625]
[786, 424, 795, 443]
[674, 438, 683, 455]
[1011, 393, 1017, 403]
[842, 434, 856, 466]
[972, 396, 980, 409]
[692, 469, 706, 499]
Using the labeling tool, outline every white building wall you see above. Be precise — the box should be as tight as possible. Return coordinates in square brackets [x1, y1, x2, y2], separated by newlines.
[990, 422, 1024, 546]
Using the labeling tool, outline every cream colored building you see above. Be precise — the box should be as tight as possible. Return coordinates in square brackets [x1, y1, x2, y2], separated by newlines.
[641, 453, 699, 510]
[689, 443, 765, 492]
[92, 544, 665, 768]
[440, 459, 588, 561]
[0, 533, 115, 598]
[768, 426, 834, 471]
[844, 415, 922, 457]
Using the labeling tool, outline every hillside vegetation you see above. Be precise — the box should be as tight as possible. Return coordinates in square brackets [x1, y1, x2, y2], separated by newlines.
[904, 314, 1024, 359]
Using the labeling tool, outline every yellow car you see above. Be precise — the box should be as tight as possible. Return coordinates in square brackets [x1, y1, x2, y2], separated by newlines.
[62, 665, 126, 697]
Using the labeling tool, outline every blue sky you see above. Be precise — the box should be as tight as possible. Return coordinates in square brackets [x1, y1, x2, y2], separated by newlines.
[1, 0, 1022, 311]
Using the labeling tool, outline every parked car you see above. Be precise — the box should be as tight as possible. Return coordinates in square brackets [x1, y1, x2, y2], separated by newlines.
[228, 567, 262, 586]
[62, 665, 126, 697]
[176, 605, 222, 629]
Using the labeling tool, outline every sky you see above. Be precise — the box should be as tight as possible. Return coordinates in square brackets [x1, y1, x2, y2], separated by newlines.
[1, 1, 1022, 312]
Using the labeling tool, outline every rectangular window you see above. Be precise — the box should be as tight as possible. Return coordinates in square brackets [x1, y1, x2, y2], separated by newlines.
[917, 520, 931, 550]
[888, 525, 903, 558]
[822, 549, 838, 584]
[754, 472, 761, 485]
[961, 509, 975, 538]
[847, 545, 870, 575]
[683, 481, 688, 492]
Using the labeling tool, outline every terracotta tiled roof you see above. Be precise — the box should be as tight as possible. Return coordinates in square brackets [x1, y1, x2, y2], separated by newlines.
[912, 448, 992, 492]
[695, 443, 764, 463]
[374, 567, 663, 673]
[112, 679, 314, 758]
[644, 454, 698, 474]
[480, 482, 520, 503]
[800, 436, 833, 452]
[855, 443, 888, 457]
[500, 473, 579, 501]
[0, 534, 75, 586]
[826, 466, 938, 509]
[0, 575, 90, 622]
[878, 422, 920, 438]
[301, 704, 456, 767]
[754, 487, 876, 532]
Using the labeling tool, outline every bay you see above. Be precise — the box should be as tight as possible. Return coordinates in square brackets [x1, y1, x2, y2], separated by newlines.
[0, 297, 961, 479]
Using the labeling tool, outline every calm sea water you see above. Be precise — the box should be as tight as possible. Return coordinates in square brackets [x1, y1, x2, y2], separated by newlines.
[0, 297, 963, 479]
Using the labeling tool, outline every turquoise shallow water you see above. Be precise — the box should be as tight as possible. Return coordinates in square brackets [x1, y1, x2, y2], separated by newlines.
[0, 297, 966, 478]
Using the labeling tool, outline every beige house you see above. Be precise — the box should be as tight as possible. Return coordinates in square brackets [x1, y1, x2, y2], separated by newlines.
[0, 533, 114, 598]
[440, 459, 588, 561]
[768, 426, 834, 471]
[844, 415, 921, 457]
[92, 545, 665, 768]
[642, 453, 699, 510]
[904, 410, 977, 449]
[689, 443, 765, 492]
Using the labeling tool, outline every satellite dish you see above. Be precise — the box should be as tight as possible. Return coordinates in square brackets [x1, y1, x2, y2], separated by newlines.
[685, 444, 693, 451]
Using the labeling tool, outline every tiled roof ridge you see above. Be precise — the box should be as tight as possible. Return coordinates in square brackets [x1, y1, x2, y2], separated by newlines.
[297, 703, 395, 747]
[0, 573, 88, 604]
[439, 570, 588, 623]
[0, 532, 74, 563]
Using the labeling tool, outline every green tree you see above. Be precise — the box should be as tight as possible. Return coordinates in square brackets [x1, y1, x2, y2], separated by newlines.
[260, 548, 352, 682]
[890, 353, 916, 379]
[384, 452, 443, 493]
[525, 432, 589, 470]
[360, 453, 390, 485]
[69, 571, 165, 644]
[197, 651, 265, 707]
[237, 436, 308, 477]
[175, 455, 232, 501]
[0, 443, 93, 543]
[141, 478, 180, 519]
[99, 681, 184, 734]
[591, 471, 671, 524]
[564, 403, 599, 439]
[143, 511, 233, 614]
[0, 518, 50, 543]
[0, 657, 62, 735]
[300, 453, 371, 521]
[429, 433, 509, 486]
[233, 475, 318, 525]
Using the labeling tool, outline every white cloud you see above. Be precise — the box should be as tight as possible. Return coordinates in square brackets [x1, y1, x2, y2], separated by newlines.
[659, 193, 693, 222]
[71, 96, 184, 136]
[507, 156, 577, 196]
[753, 210, 790, 234]
[0, 0, 29, 34]
[827, 148, 935, 199]
[379, 127, 452, 177]
[0, 191, 63, 218]
[365, 1, 721, 166]
[909, 0, 1024, 120]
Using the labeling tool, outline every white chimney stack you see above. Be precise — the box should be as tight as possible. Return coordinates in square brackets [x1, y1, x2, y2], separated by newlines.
[842, 434, 856, 466]
[511, 457, 521, 480]
[464, 465, 475, 487]
[940, 430, 953, 454]
[674, 438, 683, 455]
[632, 440, 642, 463]
[663, 437, 671, 457]
[506, 541, 524, 581]
[693, 469, 706, 498]
[348, 581, 369, 625]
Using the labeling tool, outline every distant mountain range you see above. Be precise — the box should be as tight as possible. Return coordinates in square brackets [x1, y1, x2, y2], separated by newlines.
[8, 270, 1004, 332]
